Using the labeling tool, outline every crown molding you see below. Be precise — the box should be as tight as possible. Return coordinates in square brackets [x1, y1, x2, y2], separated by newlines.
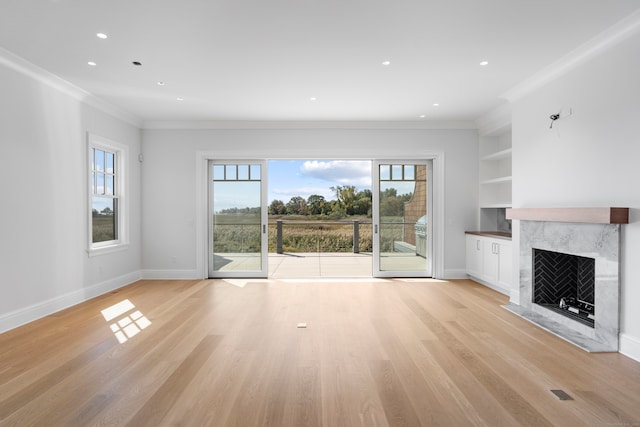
[475, 103, 512, 136]
[142, 120, 478, 130]
[501, 8, 640, 102]
[0, 46, 142, 128]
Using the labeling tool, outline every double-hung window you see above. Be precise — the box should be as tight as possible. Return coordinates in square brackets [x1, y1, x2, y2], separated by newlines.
[88, 134, 128, 254]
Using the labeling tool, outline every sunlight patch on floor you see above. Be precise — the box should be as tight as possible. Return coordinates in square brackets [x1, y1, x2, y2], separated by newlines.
[221, 279, 276, 288]
[101, 299, 151, 344]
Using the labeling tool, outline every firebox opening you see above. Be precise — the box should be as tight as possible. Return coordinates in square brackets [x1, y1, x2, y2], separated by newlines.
[533, 248, 595, 328]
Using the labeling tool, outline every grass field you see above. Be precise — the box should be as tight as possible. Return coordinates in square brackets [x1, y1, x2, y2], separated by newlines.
[213, 215, 409, 253]
[92, 215, 116, 243]
[269, 221, 374, 253]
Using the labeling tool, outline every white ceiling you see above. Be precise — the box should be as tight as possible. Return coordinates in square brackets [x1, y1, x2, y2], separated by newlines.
[1, 0, 639, 124]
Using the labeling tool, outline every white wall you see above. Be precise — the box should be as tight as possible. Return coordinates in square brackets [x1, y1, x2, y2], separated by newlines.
[0, 61, 142, 332]
[511, 31, 640, 360]
[141, 128, 479, 279]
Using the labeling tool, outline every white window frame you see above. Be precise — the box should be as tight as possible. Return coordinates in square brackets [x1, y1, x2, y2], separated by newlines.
[87, 133, 129, 256]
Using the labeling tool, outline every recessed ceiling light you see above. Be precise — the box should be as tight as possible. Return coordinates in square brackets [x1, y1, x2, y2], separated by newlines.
[177, 97, 184, 101]
[87, 61, 97, 66]
[132, 61, 142, 66]
[96, 33, 108, 39]
[433, 103, 440, 107]
[480, 61, 489, 66]
[419, 115, 426, 118]
[309, 97, 317, 101]
[157, 81, 165, 86]
[382, 60, 391, 66]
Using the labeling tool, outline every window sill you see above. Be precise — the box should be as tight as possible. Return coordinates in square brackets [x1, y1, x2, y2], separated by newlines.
[87, 242, 130, 257]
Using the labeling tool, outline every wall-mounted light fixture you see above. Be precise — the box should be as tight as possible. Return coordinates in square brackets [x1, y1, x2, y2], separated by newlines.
[549, 108, 573, 129]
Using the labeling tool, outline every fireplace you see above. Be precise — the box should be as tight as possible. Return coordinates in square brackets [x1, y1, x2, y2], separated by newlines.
[504, 207, 628, 353]
[532, 249, 595, 328]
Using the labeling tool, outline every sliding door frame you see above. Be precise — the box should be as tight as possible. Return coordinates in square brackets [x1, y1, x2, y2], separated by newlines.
[207, 159, 268, 278]
[372, 159, 434, 277]
[195, 152, 445, 280]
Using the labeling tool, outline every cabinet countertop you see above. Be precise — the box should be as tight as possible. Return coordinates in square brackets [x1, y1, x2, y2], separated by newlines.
[465, 231, 512, 240]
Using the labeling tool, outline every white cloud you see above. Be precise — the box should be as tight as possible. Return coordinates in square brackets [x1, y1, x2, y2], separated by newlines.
[271, 186, 335, 201]
[300, 161, 371, 188]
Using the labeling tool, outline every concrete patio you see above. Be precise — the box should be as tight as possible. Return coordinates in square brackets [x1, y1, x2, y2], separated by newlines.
[269, 252, 373, 277]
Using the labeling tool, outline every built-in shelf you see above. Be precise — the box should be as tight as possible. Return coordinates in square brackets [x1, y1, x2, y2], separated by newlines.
[479, 126, 512, 211]
[506, 207, 629, 224]
[481, 148, 512, 162]
[480, 176, 512, 185]
[477, 120, 512, 231]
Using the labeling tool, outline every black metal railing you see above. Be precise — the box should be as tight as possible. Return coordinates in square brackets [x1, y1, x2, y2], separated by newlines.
[213, 219, 424, 254]
[274, 220, 371, 254]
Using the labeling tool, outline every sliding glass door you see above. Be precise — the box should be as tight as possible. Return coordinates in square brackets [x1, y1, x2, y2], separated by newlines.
[373, 160, 432, 277]
[208, 160, 268, 278]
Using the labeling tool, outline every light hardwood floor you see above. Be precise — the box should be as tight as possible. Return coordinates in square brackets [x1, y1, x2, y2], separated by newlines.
[1, 278, 640, 426]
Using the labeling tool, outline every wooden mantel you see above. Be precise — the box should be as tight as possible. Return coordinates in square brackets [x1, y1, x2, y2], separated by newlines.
[505, 207, 629, 224]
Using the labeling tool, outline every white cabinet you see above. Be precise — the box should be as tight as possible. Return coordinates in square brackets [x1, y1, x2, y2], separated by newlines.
[497, 241, 512, 290]
[465, 234, 512, 295]
[482, 239, 500, 283]
[465, 235, 483, 278]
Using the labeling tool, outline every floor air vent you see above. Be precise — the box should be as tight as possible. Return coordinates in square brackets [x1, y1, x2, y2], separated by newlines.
[550, 389, 573, 400]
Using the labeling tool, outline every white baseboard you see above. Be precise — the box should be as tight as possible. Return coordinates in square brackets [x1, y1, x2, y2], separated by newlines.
[620, 333, 640, 362]
[442, 268, 468, 279]
[0, 271, 141, 334]
[141, 269, 201, 280]
[466, 275, 510, 296]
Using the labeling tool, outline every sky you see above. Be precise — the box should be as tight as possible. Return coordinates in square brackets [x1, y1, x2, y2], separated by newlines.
[268, 160, 372, 204]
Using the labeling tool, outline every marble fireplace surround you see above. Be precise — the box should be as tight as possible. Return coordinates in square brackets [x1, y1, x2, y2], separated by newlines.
[504, 208, 629, 352]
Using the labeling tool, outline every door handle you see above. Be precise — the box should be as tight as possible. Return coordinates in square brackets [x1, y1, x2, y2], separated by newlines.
[263, 224, 266, 234]
[374, 224, 378, 234]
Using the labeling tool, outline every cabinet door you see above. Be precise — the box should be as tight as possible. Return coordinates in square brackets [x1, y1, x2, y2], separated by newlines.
[483, 239, 499, 283]
[497, 241, 512, 288]
[465, 235, 483, 278]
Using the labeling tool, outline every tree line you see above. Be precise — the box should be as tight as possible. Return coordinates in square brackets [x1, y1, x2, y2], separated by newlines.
[268, 186, 372, 217]
[268, 185, 412, 218]
[92, 207, 114, 216]
[218, 185, 413, 218]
